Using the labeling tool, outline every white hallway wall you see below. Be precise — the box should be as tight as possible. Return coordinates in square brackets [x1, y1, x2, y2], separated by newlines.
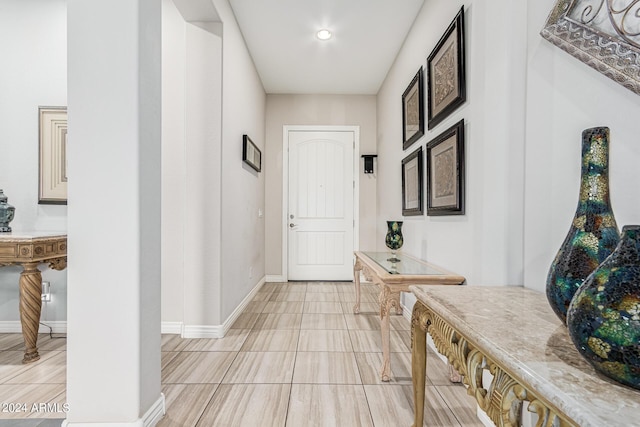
[0, 0, 68, 327]
[265, 94, 378, 278]
[524, 0, 640, 292]
[377, 0, 527, 311]
[377, 0, 640, 308]
[161, 0, 266, 330]
[0, 0, 267, 335]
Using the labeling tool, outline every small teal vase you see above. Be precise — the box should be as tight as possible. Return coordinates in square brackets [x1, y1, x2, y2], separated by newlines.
[0, 189, 15, 233]
[385, 221, 403, 262]
[567, 225, 640, 390]
[546, 127, 619, 324]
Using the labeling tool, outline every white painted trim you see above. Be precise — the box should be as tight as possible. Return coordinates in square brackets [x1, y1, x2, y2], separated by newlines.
[182, 324, 224, 339]
[282, 125, 360, 281]
[142, 393, 166, 427]
[182, 276, 266, 338]
[0, 321, 67, 334]
[161, 322, 183, 335]
[221, 276, 266, 334]
[62, 393, 165, 427]
[265, 274, 287, 283]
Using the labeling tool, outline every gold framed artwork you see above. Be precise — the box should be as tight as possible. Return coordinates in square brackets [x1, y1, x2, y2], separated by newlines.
[402, 146, 423, 216]
[541, 0, 640, 96]
[426, 119, 464, 216]
[402, 67, 424, 150]
[427, 7, 466, 130]
[38, 106, 68, 205]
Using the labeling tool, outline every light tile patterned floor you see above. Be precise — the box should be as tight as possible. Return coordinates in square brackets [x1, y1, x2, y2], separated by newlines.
[0, 281, 483, 426]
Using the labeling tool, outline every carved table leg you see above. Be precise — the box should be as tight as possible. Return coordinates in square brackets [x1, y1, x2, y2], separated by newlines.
[411, 301, 430, 427]
[353, 259, 362, 314]
[394, 292, 403, 315]
[379, 286, 399, 381]
[19, 262, 43, 363]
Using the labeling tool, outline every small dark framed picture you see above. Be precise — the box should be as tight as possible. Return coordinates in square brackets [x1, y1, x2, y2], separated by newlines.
[401, 146, 423, 216]
[426, 119, 464, 216]
[242, 134, 261, 172]
[402, 67, 424, 150]
[427, 7, 466, 130]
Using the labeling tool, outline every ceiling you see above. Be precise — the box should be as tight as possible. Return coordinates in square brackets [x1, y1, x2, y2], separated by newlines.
[228, 0, 425, 95]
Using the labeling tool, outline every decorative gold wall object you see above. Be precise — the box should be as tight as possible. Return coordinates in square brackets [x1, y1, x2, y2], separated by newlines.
[541, 0, 640, 95]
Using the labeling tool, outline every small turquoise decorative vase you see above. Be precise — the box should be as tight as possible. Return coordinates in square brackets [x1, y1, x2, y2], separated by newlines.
[567, 225, 640, 390]
[546, 127, 620, 324]
[0, 189, 15, 233]
[385, 221, 403, 262]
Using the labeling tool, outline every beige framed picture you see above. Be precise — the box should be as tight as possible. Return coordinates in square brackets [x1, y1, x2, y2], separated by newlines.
[426, 119, 465, 215]
[427, 7, 466, 130]
[401, 146, 423, 216]
[39, 106, 68, 204]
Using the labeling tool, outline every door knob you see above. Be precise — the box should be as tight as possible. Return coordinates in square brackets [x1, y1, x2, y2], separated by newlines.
[289, 223, 296, 228]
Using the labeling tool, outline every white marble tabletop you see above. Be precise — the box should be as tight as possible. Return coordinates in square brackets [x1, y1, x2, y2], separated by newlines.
[410, 285, 640, 427]
[0, 231, 67, 240]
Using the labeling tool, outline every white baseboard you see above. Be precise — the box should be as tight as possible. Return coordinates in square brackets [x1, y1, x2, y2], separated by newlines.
[0, 321, 67, 334]
[62, 394, 165, 427]
[182, 324, 224, 339]
[181, 276, 267, 339]
[160, 322, 183, 335]
[265, 274, 286, 282]
[221, 276, 266, 334]
[142, 393, 166, 427]
[62, 393, 166, 427]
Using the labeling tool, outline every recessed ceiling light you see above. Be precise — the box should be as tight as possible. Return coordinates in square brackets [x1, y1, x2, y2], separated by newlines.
[316, 29, 332, 41]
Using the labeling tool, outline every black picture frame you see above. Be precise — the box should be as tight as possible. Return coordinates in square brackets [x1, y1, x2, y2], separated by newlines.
[401, 146, 423, 216]
[242, 134, 261, 172]
[426, 119, 464, 216]
[427, 7, 466, 130]
[402, 67, 424, 150]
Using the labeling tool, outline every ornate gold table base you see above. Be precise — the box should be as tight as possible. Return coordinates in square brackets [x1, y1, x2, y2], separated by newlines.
[411, 300, 576, 427]
[0, 233, 67, 363]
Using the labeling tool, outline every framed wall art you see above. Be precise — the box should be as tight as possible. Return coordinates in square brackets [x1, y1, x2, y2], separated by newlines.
[401, 146, 423, 216]
[426, 119, 464, 216]
[242, 134, 262, 172]
[402, 67, 424, 150]
[39, 106, 68, 204]
[541, 0, 640, 95]
[427, 7, 466, 130]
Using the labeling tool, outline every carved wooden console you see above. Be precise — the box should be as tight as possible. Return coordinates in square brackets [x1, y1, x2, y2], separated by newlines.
[352, 252, 465, 381]
[410, 285, 640, 427]
[0, 232, 67, 363]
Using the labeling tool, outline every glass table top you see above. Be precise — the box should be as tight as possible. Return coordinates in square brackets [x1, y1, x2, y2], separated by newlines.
[362, 252, 445, 275]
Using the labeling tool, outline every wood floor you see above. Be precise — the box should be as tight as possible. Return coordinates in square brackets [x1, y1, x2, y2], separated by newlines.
[0, 281, 482, 426]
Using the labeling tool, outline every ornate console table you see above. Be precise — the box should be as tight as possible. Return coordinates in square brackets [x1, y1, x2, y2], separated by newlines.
[353, 251, 465, 381]
[410, 285, 640, 427]
[0, 232, 67, 363]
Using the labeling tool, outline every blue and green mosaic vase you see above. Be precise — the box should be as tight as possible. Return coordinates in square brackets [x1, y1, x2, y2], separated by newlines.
[385, 221, 403, 262]
[546, 127, 619, 324]
[567, 225, 640, 390]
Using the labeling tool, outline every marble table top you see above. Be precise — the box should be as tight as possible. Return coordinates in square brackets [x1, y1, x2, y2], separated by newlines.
[410, 285, 640, 427]
[0, 231, 66, 241]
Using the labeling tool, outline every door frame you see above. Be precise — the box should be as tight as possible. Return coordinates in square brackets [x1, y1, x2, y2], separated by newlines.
[282, 125, 360, 282]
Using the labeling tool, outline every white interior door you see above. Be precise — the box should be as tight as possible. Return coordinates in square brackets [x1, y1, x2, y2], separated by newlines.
[287, 130, 355, 280]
